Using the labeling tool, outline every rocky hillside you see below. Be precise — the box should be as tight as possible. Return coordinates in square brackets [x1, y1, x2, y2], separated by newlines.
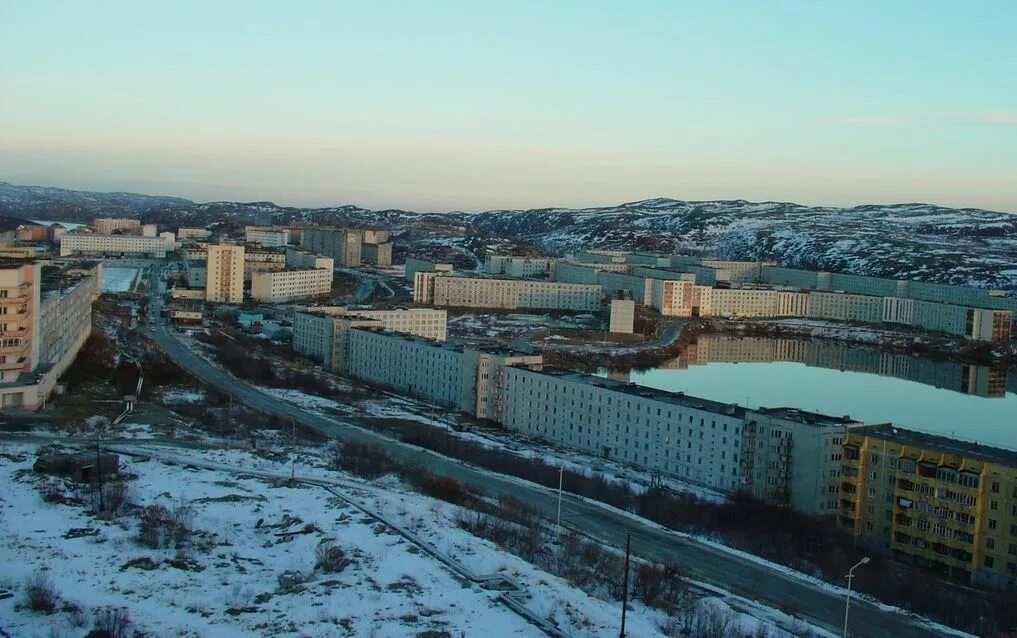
[2, 181, 1015, 291]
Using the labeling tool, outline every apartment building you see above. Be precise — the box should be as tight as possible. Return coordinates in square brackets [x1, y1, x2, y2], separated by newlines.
[177, 227, 212, 240]
[293, 306, 447, 371]
[285, 248, 335, 271]
[498, 367, 852, 512]
[840, 424, 1017, 590]
[404, 257, 453, 282]
[484, 256, 556, 278]
[807, 291, 884, 323]
[609, 298, 635, 334]
[94, 218, 140, 234]
[432, 276, 602, 311]
[0, 260, 100, 410]
[206, 244, 245, 304]
[596, 271, 653, 305]
[413, 270, 448, 304]
[361, 230, 393, 266]
[250, 268, 332, 302]
[301, 227, 363, 267]
[244, 226, 290, 248]
[344, 328, 541, 418]
[59, 233, 171, 258]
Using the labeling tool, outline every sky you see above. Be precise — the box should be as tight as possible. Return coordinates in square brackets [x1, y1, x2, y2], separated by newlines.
[1, 1, 1015, 212]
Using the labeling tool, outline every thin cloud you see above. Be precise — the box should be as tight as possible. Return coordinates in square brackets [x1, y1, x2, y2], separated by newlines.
[830, 113, 1017, 127]
[963, 112, 1017, 126]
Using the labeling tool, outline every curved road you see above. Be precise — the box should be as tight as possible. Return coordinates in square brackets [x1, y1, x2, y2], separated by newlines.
[148, 319, 949, 638]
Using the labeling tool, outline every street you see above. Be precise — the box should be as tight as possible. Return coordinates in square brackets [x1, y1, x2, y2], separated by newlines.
[146, 315, 952, 638]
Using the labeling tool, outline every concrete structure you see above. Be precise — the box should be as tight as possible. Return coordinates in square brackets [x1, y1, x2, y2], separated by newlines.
[243, 248, 287, 280]
[184, 260, 207, 288]
[245, 226, 290, 248]
[293, 306, 447, 371]
[301, 227, 364, 267]
[413, 270, 449, 304]
[177, 227, 212, 240]
[59, 233, 171, 258]
[141, 224, 158, 237]
[404, 257, 453, 282]
[609, 298, 635, 334]
[432, 276, 601, 311]
[94, 218, 140, 234]
[0, 260, 101, 410]
[498, 366, 854, 513]
[286, 248, 335, 271]
[205, 244, 245, 304]
[362, 242, 393, 266]
[840, 424, 1017, 590]
[344, 328, 541, 420]
[485, 256, 556, 278]
[250, 268, 332, 302]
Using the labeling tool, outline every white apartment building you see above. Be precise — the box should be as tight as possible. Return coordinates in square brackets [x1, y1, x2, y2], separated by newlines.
[206, 244, 245, 304]
[498, 366, 855, 514]
[405, 257, 453, 283]
[245, 226, 290, 247]
[94, 218, 140, 234]
[293, 307, 447, 371]
[432, 276, 602, 311]
[344, 328, 541, 418]
[250, 268, 332, 302]
[0, 260, 100, 410]
[177, 227, 212, 240]
[243, 248, 287, 280]
[485, 256, 556, 278]
[413, 270, 449, 304]
[609, 298, 635, 334]
[301, 227, 363, 267]
[59, 233, 171, 258]
[807, 291, 884, 323]
[286, 248, 335, 271]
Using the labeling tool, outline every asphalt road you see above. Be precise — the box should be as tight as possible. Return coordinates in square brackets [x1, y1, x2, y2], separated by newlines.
[148, 319, 950, 638]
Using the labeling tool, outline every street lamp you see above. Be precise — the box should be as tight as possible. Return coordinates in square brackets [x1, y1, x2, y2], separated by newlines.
[843, 556, 870, 638]
[556, 465, 564, 530]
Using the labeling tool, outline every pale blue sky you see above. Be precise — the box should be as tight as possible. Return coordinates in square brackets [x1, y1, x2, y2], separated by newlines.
[1, 1, 1015, 211]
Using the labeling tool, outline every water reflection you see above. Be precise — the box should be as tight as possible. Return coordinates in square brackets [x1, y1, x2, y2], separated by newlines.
[618, 335, 1010, 398]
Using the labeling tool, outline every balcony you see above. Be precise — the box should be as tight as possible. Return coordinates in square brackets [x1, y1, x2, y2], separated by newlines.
[0, 292, 28, 305]
[0, 340, 30, 356]
[0, 356, 27, 371]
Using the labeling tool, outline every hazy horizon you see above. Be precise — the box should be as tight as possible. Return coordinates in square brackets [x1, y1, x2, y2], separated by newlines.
[3, 1, 1015, 213]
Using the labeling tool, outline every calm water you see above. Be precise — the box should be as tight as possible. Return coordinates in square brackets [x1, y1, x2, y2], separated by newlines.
[604, 336, 1017, 450]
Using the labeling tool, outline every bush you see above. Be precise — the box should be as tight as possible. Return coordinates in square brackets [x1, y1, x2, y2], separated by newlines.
[329, 441, 401, 480]
[137, 502, 193, 549]
[315, 539, 352, 574]
[22, 571, 58, 614]
[92, 606, 132, 638]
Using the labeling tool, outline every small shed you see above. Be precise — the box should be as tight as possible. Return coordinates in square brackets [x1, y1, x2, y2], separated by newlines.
[34, 451, 120, 483]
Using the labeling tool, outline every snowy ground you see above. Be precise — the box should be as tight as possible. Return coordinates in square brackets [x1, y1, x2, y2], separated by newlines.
[101, 267, 141, 294]
[0, 444, 809, 638]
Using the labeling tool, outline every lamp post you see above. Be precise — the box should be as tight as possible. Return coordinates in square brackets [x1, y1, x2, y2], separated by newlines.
[843, 556, 870, 638]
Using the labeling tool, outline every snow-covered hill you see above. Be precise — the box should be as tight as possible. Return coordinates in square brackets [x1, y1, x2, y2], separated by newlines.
[2, 180, 1015, 291]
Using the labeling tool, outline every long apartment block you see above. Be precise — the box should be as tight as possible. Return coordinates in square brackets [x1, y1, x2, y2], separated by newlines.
[499, 367, 854, 515]
[0, 259, 101, 410]
[430, 276, 602, 311]
[59, 233, 172, 259]
[293, 306, 448, 371]
[839, 424, 1017, 590]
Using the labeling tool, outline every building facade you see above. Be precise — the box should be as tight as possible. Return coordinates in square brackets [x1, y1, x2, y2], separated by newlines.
[94, 218, 140, 234]
[405, 257, 453, 282]
[250, 268, 332, 302]
[301, 227, 364, 267]
[432, 276, 602, 311]
[245, 226, 291, 248]
[206, 244, 245, 304]
[840, 424, 1017, 590]
[59, 234, 171, 258]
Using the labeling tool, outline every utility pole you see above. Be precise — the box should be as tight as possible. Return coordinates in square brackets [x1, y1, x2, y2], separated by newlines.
[843, 557, 870, 638]
[95, 424, 104, 513]
[620, 534, 631, 638]
[556, 465, 564, 530]
[290, 418, 296, 482]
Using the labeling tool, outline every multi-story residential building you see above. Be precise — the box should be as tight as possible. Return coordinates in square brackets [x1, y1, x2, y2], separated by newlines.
[177, 227, 212, 240]
[344, 328, 541, 419]
[362, 242, 392, 266]
[184, 260, 207, 288]
[498, 366, 853, 512]
[431, 276, 602, 311]
[250, 268, 332, 302]
[839, 424, 1017, 590]
[595, 271, 653, 305]
[301, 227, 363, 267]
[609, 298, 635, 333]
[413, 270, 449, 304]
[485, 256, 556, 278]
[242, 248, 287, 280]
[285, 248, 335, 271]
[244, 226, 290, 247]
[404, 257, 453, 282]
[205, 244, 245, 304]
[293, 307, 447, 371]
[94, 218, 140, 234]
[59, 233, 171, 258]
[807, 291, 884, 323]
[0, 260, 100, 410]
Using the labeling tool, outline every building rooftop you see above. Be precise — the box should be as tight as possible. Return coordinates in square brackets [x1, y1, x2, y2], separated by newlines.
[753, 406, 859, 427]
[849, 423, 1017, 466]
